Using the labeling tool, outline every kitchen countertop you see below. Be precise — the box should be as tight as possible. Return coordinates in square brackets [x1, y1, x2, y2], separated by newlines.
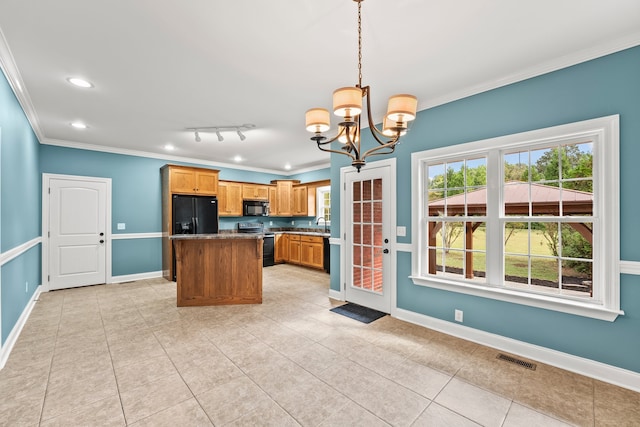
[274, 231, 330, 238]
[170, 234, 262, 240]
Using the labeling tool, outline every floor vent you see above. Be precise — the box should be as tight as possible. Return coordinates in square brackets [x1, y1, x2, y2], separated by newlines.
[496, 353, 537, 370]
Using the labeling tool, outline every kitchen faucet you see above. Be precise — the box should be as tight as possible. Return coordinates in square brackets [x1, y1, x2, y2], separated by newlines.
[315, 217, 328, 233]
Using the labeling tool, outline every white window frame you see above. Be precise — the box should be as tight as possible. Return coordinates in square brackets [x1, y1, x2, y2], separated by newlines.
[316, 185, 331, 225]
[410, 115, 622, 321]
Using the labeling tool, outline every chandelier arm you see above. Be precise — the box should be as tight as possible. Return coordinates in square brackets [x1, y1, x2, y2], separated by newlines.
[361, 85, 398, 145]
[315, 141, 357, 161]
[361, 142, 399, 159]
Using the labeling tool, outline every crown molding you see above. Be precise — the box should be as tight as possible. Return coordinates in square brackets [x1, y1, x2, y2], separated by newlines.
[419, 31, 640, 112]
[0, 27, 44, 142]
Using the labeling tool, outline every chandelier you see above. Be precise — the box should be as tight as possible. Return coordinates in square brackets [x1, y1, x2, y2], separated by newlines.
[305, 0, 417, 172]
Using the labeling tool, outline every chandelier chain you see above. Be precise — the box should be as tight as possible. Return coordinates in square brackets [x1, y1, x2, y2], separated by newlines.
[357, 0, 362, 88]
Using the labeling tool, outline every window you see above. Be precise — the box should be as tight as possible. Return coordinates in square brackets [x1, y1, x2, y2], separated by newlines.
[316, 185, 331, 224]
[411, 116, 621, 321]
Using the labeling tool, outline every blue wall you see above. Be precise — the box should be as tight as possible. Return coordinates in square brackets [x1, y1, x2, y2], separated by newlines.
[0, 69, 41, 344]
[330, 46, 640, 373]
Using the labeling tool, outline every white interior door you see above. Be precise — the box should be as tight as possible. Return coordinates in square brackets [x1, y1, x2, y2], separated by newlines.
[47, 177, 108, 290]
[344, 163, 392, 313]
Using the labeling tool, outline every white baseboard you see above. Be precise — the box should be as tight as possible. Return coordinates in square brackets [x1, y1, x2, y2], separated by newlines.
[111, 270, 164, 283]
[0, 285, 43, 370]
[329, 289, 344, 301]
[395, 308, 640, 393]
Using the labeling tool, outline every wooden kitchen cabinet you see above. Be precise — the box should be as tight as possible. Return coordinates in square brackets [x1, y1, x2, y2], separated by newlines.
[271, 180, 299, 217]
[300, 235, 324, 269]
[167, 165, 219, 195]
[268, 186, 278, 215]
[242, 184, 270, 200]
[292, 185, 308, 216]
[275, 233, 290, 263]
[218, 181, 243, 216]
[288, 234, 301, 264]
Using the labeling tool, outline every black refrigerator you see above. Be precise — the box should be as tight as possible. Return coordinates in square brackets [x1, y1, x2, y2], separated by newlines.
[173, 194, 219, 235]
[172, 195, 219, 280]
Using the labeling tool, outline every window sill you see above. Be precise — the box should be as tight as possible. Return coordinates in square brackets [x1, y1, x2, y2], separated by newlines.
[409, 275, 623, 322]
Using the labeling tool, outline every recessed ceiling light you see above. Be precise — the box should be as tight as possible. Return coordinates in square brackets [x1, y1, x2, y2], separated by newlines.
[233, 155, 242, 162]
[71, 122, 88, 129]
[284, 163, 292, 170]
[164, 144, 175, 151]
[67, 77, 93, 88]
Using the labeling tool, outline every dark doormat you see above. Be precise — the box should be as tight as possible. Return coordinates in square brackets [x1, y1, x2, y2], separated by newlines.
[330, 303, 387, 324]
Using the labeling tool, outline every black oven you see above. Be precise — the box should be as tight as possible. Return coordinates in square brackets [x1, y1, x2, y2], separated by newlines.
[237, 222, 274, 267]
[243, 200, 269, 216]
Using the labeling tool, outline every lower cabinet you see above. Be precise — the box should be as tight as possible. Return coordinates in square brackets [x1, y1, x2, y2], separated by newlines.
[300, 236, 324, 269]
[276, 233, 324, 269]
[275, 233, 289, 263]
[288, 234, 301, 264]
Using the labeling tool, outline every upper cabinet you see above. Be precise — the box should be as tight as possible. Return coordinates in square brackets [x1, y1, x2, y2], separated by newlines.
[292, 185, 308, 216]
[218, 181, 243, 216]
[271, 180, 297, 217]
[165, 165, 219, 195]
[242, 184, 270, 201]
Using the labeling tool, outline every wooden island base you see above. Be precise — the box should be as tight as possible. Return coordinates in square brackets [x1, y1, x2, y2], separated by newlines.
[172, 235, 262, 307]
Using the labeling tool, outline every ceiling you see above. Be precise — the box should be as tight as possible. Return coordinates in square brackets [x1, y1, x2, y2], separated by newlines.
[0, 1, 639, 175]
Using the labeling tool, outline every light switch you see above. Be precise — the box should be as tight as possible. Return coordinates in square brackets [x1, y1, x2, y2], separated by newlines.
[117, 223, 126, 230]
[396, 226, 406, 237]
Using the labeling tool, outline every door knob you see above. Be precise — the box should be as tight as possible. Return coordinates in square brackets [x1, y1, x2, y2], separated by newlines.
[383, 248, 389, 254]
[99, 240, 105, 244]
[99, 232, 104, 236]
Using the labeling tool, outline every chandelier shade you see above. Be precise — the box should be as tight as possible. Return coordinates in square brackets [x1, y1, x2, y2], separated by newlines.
[386, 94, 418, 122]
[305, 108, 330, 133]
[305, 0, 417, 172]
[382, 117, 407, 137]
[333, 87, 363, 118]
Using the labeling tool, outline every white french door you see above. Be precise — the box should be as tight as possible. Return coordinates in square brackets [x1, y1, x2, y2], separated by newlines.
[343, 161, 394, 313]
[43, 175, 111, 290]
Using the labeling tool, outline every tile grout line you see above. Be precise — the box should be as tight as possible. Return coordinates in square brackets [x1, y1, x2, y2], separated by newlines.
[37, 294, 66, 426]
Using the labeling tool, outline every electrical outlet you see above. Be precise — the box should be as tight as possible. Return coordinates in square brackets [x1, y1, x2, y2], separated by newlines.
[308, 221, 312, 226]
[269, 221, 273, 226]
[455, 309, 463, 322]
[25, 281, 28, 293]
[117, 223, 126, 230]
[291, 220, 295, 225]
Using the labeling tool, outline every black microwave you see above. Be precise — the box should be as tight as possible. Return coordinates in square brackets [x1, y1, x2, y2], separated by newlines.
[243, 200, 269, 216]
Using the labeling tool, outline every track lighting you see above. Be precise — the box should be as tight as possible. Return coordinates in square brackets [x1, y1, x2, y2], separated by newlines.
[186, 124, 255, 143]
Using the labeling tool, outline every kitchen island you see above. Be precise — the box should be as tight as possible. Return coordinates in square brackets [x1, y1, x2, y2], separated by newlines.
[171, 234, 262, 307]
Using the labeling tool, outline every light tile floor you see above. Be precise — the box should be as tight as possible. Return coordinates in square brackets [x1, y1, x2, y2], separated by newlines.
[1, 264, 639, 426]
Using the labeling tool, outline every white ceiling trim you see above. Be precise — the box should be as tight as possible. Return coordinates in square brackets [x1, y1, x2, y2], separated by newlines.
[0, 27, 44, 143]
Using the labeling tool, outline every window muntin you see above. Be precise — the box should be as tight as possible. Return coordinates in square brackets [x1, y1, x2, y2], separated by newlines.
[426, 157, 487, 283]
[316, 185, 331, 224]
[411, 116, 620, 321]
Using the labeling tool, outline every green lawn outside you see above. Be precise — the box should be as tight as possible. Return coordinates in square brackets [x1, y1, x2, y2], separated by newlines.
[433, 226, 568, 282]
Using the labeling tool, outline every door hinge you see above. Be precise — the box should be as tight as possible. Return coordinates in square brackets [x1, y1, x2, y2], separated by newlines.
[47, 275, 50, 282]
[343, 182, 346, 191]
[48, 231, 50, 238]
